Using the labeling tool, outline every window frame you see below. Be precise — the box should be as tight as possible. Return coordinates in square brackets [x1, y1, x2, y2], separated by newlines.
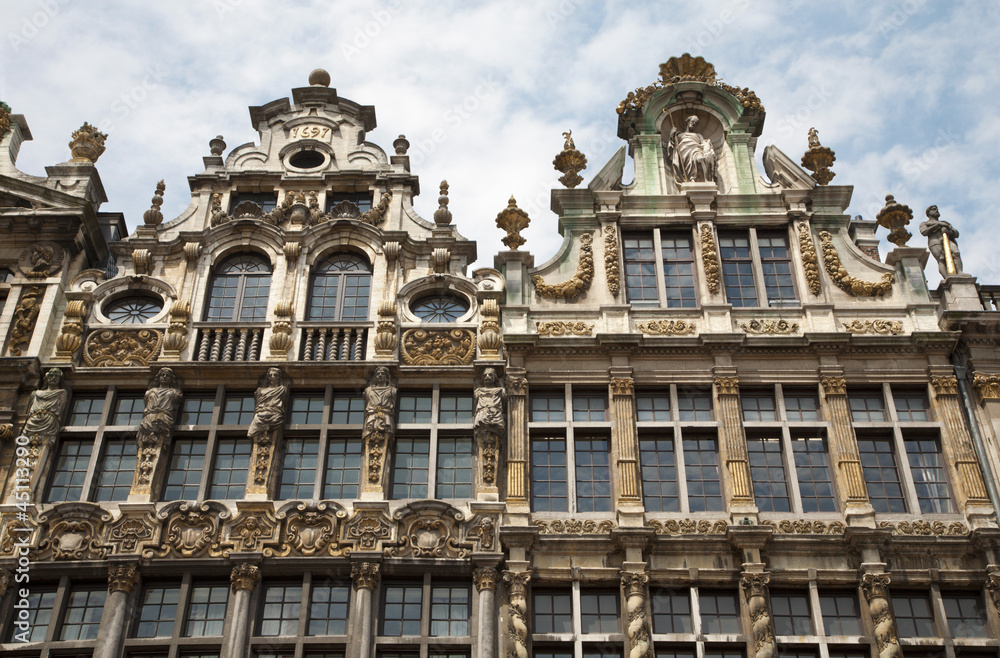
[622, 228, 699, 308]
[203, 252, 273, 323]
[717, 226, 800, 308]
[306, 252, 373, 322]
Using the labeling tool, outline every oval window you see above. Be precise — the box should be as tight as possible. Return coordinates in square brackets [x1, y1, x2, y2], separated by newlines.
[288, 150, 325, 169]
[105, 295, 163, 324]
[411, 294, 469, 322]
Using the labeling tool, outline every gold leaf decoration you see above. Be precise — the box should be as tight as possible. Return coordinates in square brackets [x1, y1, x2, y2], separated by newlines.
[401, 329, 475, 366]
[700, 225, 720, 294]
[637, 320, 696, 335]
[535, 321, 593, 337]
[532, 233, 594, 300]
[740, 319, 799, 335]
[83, 329, 162, 367]
[604, 225, 620, 297]
[798, 224, 821, 295]
[818, 231, 893, 297]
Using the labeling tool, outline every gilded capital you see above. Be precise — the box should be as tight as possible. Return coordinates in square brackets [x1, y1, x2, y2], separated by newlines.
[230, 564, 261, 592]
[473, 566, 499, 592]
[610, 377, 634, 396]
[108, 563, 140, 593]
[820, 376, 847, 396]
[740, 571, 770, 599]
[930, 376, 959, 396]
[860, 572, 891, 601]
[973, 372, 1000, 401]
[352, 562, 381, 590]
[621, 571, 649, 597]
[714, 376, 739, 396]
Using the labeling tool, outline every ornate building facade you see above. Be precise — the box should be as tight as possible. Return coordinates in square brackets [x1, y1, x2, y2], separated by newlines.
[0, 57, 998, 658]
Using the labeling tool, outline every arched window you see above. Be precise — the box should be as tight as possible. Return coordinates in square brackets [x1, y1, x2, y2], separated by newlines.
[307, 253, 372, 321]
[411, 294, 469, 322]
[204, 253, 272, 321]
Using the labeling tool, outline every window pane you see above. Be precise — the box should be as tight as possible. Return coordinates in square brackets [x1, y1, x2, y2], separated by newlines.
[113, 395, 145, 424]
[46, 440, 93, 502]
[533, 591, 572, 634]
[279, 438, 318, 499]
[942, 593, 987, 637]
[324, 438, 362, 498]
[758, 231, 796, 302]
[60, 587, 106, 640]
[532, 437, 568, 512]
[771, 592, 812, 635]
[382, 585, 422, 636]
[223, 395, 255, 425]
[290, 395, 324, 424]
[185, 585, 229, 636]
[331, 395, 364, 424]
[7, 589, 55, 642]
[573, 394, 607, 422]
[210, 438, 251, 499]
[576, 438, 612, 512]
[259, 584, 302, 636]
[580, 591, 619, 633]
[136, 585, 180, 638]
[677, 392, 712, 421]
[651, 589, 691, 633]
[391, 437, 429, 499]
[439, 394, 474, 423]
[858, 437, 905, 513]
[436, 437, 473, 499]
[430, 585, 469, 636]
[636, 394, 670, 422]
[784, 393, 820, 421]
[398, 394, 432, 423]
[792, 437, 836, 512]
[849, 393, 885, 422]
[623, 234, 658, 302]
[531, 394, 565, 422]
[308, 585, 350, 636]
[67, 395, 105, 425]
[700, 592, 740, 634]
[684, 437, 723, 511]
[640, 438, 679, 512]
[163, 438, 207, 500]
[662, 233, 697, 308]
[893, 593, 935, 637]
[904, 436, 953, 513]
[741, 394, 776, 421]
[94, 437, 138, 502]
[893, 392, 929, 422]
[819, 593, 860, 636]
[747, 437, 789, 512]
[181, 396, 216, 425]
[720, 233, 757, 307]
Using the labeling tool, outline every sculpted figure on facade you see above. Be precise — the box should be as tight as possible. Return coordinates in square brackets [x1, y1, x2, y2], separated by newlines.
[23, 368, 67, 445]
[919, 205, 963, 277]
[248, 367, 290, 443]
[136, 368, 183, 487]
[364, 366, 396, 484]
[474, 367, 506, 486]
[667, 115, 717, 183]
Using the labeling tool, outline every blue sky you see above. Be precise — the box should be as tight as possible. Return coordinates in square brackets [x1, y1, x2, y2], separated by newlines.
[2, 0, 999, 283]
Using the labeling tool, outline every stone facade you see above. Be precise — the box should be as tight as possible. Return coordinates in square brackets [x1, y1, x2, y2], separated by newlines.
[0, 60, 998, 657]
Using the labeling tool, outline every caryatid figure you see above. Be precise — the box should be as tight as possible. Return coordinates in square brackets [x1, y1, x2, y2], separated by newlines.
[363, 366, 397, 484]
[474, 368, 506, 487]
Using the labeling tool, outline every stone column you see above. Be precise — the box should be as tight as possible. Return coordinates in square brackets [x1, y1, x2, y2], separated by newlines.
[621, 571, 653, 658]
[474, 567, 499, 658]
[713, 377, 754, 508]
[93, 563, 139, 658]
[820, 376, 871, 512]
[610, 377, 642, 508]
[931, 376, 992, 509]
[860, 573, 903, 658]
[740, 571, 776, 658]
[506, 376, 529, 510]
[502, 571, 530, 658]
[350, 562, 380, 658]
[222, 563, 261, 658]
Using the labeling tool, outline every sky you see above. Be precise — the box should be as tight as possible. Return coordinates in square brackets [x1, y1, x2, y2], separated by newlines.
[2, 0, 999, 283]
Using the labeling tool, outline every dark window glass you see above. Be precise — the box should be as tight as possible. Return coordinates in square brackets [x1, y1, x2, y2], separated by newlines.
[7, 589, 55, 641]
[700, 592, 740, 634]
[849, 393, 886, 422]
[580, 591, 619, 633]
[259, 584, 301, 636]
[324, 438, 362, 498]
[440, 394, 474, 423]
[741, 394, 776, 421]
[308, 253, 372, 321]
[94, 437, 138, 502]
[331, 395, 364, 424]
[532, 437, 568, 512]
[771, 592, 812, 635]
[181, 396, 215, 425]
[106, 295, 163, 324]
[533, 591, 572, 633]
[684, 437, 723, 511]
[720, 232, 757, 307]
[623, 233, 658, 302]
[113, 395, 145, 424]
[59, 587, 106, 640]
[858, 436, 905, 513]
[436, 437, 473, 499]
[391, 437, 429, 499]
[223, 394, 256, 425]
[942, 593, 988, 637]
[185, 585, 229, 636]
[430, 585, 469, 636]
[893, 392, 929, 421]
[67, 395, 105, 425]
[640, 437, 679, 512]
[893, 593, 935, 637]
[290, 395, 324, 424]
[382, 585, 422, 636]
[398, 394, 432, 424]
[792, 436, 836, 512]
[308, 585, 350, 635]
[662, 232, 697, 308]
[576, 437, 612, 512]
[210, 438, 251, 499]
[758, 231, 796, 303]
[205, 252, 272, 322]
[573, 394, 607, 422]
[135, 585, 180, 638]
[819, 592, 861, 635]
[636, 394, 671, 422]
[651, 589, 691, 633]
[905, 436, 953, 513]
[677, 392, 712, 421]
[747, 437, 789, 512]
[784, 392, 820, 421]
[163, 438, 207, 499]
[46, 440, 93, 502]
[411, 295, 468, 322]
[703, 651, 744, 658]
[279, 438, 318, 499]
[531, 395, 566, 422]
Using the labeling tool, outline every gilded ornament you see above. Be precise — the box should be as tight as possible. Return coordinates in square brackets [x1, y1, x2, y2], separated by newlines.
[229, 508, 279, 553]
[532, 519, 615, 535]
[268, 302, 295, 357]
[0, 424, 12, 442]
[645, 519, 728, 535]
[107, 563, 140, 593]
[972, 372, 1000, 401]
[142, 180, 166, 227]
[552, 130, 588, 188]
[230, 563, 261, 592]
[351, 562, 381, 590]
[433, 181, 452, 226]
[875, 194, 913, 247]
[617, 54, 763, 115]
[161, 300, 191, 354]
[473, 566, 499, 592]
[876, 520, 967, 536]
[265, 502, 345, 558]
[739, 319, 799, 334]
[83, 328, 162, 367]
[760, 520, 845, 534]
[401, 328, 475, 366]
[345, 513, 393, 551]
[604, 225, 621, 296]
[145, 502, 231, 559]
[800, 128, 836, 185]
[610, 377, 634, 396]
[495, 196, 530, 250]
[360, 192, 392, 226]
[535, 321, 593, 337]
[930, 376, 959, 396]
[19, 241, 65, 278]
[373, 300, 398, 358]
[842, 319, 903, 335]
[132, 248, 152, 275]
[532, 232, 594, 300]
[105, 512, 157, 554]
[54, 299, 87, 360]
[818, 231, 894, 296]
[478, 298, 502, 359]
[7, 286, 43, 356]
[386, 514, 470, 559]
[637, 319, 696, 335]
[0, 101, 10, 141]
[37, 505, 112, 561]
[797, 224, 821, 295]
[69, 121, 108, 163]
[700, 225, 720, 293]
[714, 376, 740, 396]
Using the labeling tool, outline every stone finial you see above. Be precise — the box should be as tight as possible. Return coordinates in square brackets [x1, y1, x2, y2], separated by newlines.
[308, 68, 331, 87]
[553, 129, 588, 188]
[0, 101, 11, 141]
[433, 180, 452, 226]
[143, 180, 166, 227]
[800, 127, 836, 185]
[393, 135, 410, 155]
[495, 196, 530, 250]
[209, 135, 226, 156]
[69, 122, 108, 163]
[876, 194, 913, 247]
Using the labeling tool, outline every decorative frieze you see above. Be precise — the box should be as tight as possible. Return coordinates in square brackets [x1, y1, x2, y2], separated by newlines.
[84, 328, 162, 366]
[533, 519, 615, 535]
[819, 231, 893, 296]
[646, 519, 728, 535]
[536, 321, 593, 337]
[842, 319, 903, 335]
[401, 328, 475, 365]
[637, 319, 696, 335]
[877, 520, 968, 536]
[740, 319, 798, 334]
[604, 225, 620, 296]
[760, 520, 845, 534]
[700, 224, 720, 293]
[532, 232, 594, 300]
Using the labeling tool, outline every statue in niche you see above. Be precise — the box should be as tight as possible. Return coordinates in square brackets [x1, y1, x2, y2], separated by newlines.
[138, 368, 183, 446]
[919, 205, 963, 277]
[666, 114, 717, 183]
[23, 368, 68, 445]
[474, 368, 505, 486]
[248, 367, 290, 443]
[363, 366, 396, 483]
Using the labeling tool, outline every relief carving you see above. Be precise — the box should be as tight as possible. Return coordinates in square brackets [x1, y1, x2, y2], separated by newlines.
[104, 510, 158, 554]
[700, 225, 720, 294]
[842, 320, 903, 335]
[861, 573, 903, 658]
[21, 368, 67, 469]
[637, 319, 696, 335]
[248, 367, 290, 489]
[740, 319, 798, 334]
[54, 299, 87, 360]
[819, 231, 893, 296]
[19, 242, 64, 278]
[760, 520, 845, 534]
[37, 504, 112, 561]
[478, 298, 502, 359]
[533, 519, 615, 535]
[535, 321, 593, 337]
[876, 520, 967, 536]
[363, 367, 396, 485]
[385, 503, 471, 558]
[7, 286, 42, 355]
[265, 501, 347, 557]
[714, 376, 740, 396]
[401, 328, 475, 365]
[474, 566, 499, 592]
[134, 368, 182, 491]
[83, 328, 162, 366]
[820, 376, 847, 396]
[532, 232, 594, 300]
[741, 572, 776, 658]
[342, 507, 394, 551]
[108, 563, 140, 593]
[621, 572, 652, 658]
[503, 571, 530, 658]
[227, 505, 279, 553]
[161, 300, 191, 355]
[145, 502, 232, 558]
[230, 564, 261, 592]
[352, 562, 380, 590]
[797, 224, 822, 295]
[466, 516, 497, 552]
[474, 368, 506, 487]
[972, 372, 1000, 401]
[604, 225, 620, 296]
[645, 519, 728, 535]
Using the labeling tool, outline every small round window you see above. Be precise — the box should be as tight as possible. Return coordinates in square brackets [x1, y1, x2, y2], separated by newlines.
[411, 294, 469, 322]
[105, 295, 163, 324]
[288, 150, 325, 169]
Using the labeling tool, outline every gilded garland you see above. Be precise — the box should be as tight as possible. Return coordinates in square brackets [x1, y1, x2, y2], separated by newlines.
[700, 225, 720, 293]
[617, 54, 764, 115]
[604, 225, 620, 297]
[818, 231, 893, 297]
[797, 224, 821, 295]
[532, 232, 594, 300]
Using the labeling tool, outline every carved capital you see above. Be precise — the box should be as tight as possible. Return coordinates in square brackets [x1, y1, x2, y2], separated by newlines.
[714, 376, 739, 396]
[987, 572, 1000, 611]
[502, 570, 531, 596]
[352, 562, 381, 590]
[821, 376, 847, 396]
[621, 571, 649, 597]
[930, 376, 959, 396]
[610, 377, 634, 396]
[508, 377, 528, 396]
[973, 372, 1000, 401]
[473, 566, 499, 592]
[740, 571, 770, 599]
[108, 563, 140, 593]
[860, 572, 891, 601]
[230, 564, 261, 592]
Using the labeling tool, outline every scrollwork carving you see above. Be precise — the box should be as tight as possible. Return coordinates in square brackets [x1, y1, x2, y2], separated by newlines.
[700, 225, 720, 294]
[401, 328, 475, 365]
[876, 520, 967, 536]
[740, 319, 798, 334]
[759, 520, 845, 534]
[265, 501, 346, 557]
[798, 224, 821, 294]
[533, 519, 615, 535]
[54, 300, 87, 359]
[819, 231, 893, 296]
[7, 286, 42, 355]
[842, 320, 903, 335]
[645, 519, 728, 535]
[532, 232, 594, 300]
[83, 328, 161, 366]
[604, 225, 620, 296]
[145, 502, 231, 559]
[637, 319, 695, 335]
[535, 321, 593, 337]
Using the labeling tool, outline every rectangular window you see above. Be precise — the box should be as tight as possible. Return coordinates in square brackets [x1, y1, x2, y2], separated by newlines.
[858, 437, 906, 513]
[67, 395, 105, 426]
[290, 395, 325, 424]
[905, 436, 953, 513]
[747, 436, 790, 512]
[580, 591, 619, 633]
[700, 592, 740, 634]
[94, 437, 138, 502]
[893, 392, 929, 422]
[259, 584, 302, 636]
[163, 438, 207, 500]
[223, 395, 255, 425]
[308, 585, 350, 635]
[704, 651, 744, 658]
[398, 394, 433, 423]
[439, 394, 474, 424]
[677, 392, 712, 421]
[651, 589, 691, 633]
[210, 438, 251, 499]
[662, 232, 697, 308]
[532, 437, 568, 512]
[436, 437, 473, 499]
[623, 234, 659, 302]
[942, 593, 988, 637]
[636, 394, 671, 421]
[531, 394, 566, 422]
[324, 438, 362, 498]
[135, 585, 180, 638]
[892, 593, 935, 637]
[60, 587, 106, 640]
[279, 438, 318, 499]
[770, 592, 812, 635]
[533, 591, 573, 634]
[6, 589, 55, 642]
[684, 437, 723, 512]
[819, 593, 861, 635]
[741, 394, 776, 421]
[849, 393, 886, 422]
[792, 436, 836, 512]
[572, 394, 607, 422]
[382, 585, 422, 636]
[331, 395, 365, 424]
[575, 437, 612, 512]
[181, 396, 216, 425]
[391, 437, 430, 499]
[719, 232, 757, 307]
[430, 585, 470, 636]
[757, 231, 796, 303]
[46, 440, 93, 502]
[185, 585, 229, 636]
[113, 395, 145, 424]
[784, 392, 820, 421]
[639, 438, 679, 512]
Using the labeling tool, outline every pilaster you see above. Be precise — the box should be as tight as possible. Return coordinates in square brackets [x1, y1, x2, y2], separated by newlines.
[820, 375, 874, 526]
[506, 374, 529, 515]
[713, 374, 755, 514]
[609, 375, 642, 517]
